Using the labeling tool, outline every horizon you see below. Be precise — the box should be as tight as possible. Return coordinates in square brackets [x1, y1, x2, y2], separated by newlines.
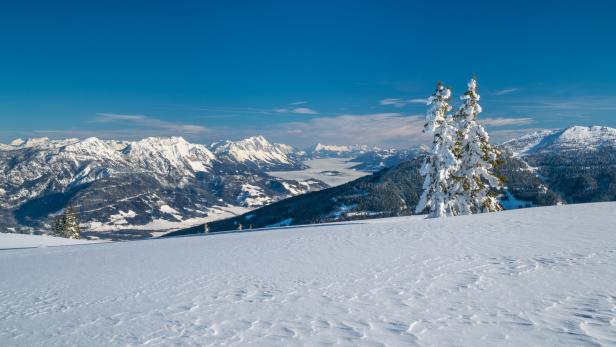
[2, 1, 616, 147]
[2, 125, 611, 151]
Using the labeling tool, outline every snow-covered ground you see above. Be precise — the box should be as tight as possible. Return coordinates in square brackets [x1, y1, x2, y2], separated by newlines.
[86, 205, 250, 234]
[0, 233, 104, 249]
[1, 203, 615, 346]
[268, 158, 369, 187]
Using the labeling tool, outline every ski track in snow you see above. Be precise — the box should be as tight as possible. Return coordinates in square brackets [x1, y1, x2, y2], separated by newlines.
[1, 203, 616, 346]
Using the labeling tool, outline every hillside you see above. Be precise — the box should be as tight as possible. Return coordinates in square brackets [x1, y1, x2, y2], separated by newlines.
[166, 155, 560, 237]
[502, 125, 616, 203]
[2, 203, 615, 346]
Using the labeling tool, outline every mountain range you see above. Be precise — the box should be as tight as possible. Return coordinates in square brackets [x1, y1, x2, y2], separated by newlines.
[2, 125, 615, 239]
[167, 125, 616, 237]
[0, 136, 324, 237]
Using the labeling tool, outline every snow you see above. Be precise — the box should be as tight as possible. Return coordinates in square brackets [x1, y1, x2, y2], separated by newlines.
[107, 209, 138, 226]
[500, 189, 533, 210]
[212, 136, 294, 166]
[87, 205, 251, 233]
[503, 126, 616, 155]
[1, 202, 615, 346]
[159, 204, 181, 215]
[268, 158, 369, 187]
[0, 233, 103, 249]
[237, 184, 272, 207]
[313, 143, 356, 152]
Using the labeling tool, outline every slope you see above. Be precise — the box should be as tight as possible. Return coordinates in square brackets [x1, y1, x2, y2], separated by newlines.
[1, 203, 615, 346]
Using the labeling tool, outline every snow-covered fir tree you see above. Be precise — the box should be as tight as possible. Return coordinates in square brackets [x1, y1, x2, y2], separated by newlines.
[450, 78, 502, 214]
[52, 207, 81, 239]
[415, 82, 460, 218]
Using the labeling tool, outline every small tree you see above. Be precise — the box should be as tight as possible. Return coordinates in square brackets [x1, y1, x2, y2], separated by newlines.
[416, 82, 460, 218]
[52, 207, 81, 239]
[237, 223, 243, 231]
[203, 223, 209, 235]
[451, 78, 502, 214]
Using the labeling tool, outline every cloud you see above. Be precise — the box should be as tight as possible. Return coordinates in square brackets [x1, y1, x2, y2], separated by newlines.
[291, 107, 318, 115]
[270, 113, 428, 148]
[274, 107, 318, 115]
[289, 101, 308, 105]
[481, 117, 534, 127]
[379, 98, 405, 107]
[508, 97, 616, 111]
[493, 88, 520, 96]
[95, 113, 209, 134]
[379, 98, 427, 108]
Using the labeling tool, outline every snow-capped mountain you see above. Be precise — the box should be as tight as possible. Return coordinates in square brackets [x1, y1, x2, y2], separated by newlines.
[502, 126, 616, 156]
[211, 135, 301, 170]
[304, 143, 372, 159]
[0, 136, 323, 236]
[501, 125, 616, 204]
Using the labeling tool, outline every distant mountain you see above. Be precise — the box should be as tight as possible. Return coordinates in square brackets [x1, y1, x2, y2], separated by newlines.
[211, 135, 303, 170]
[501, 125, 616, 204]
[304, 143, 372, 159]
[502, 126, 616, 156]
[350, 147, 426, 172]
[0, 136, 324, 236]
[301, 143, 424, 172]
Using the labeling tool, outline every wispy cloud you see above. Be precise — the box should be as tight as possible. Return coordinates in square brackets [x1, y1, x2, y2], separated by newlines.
[95, 113, 209, 134]
[379, 98, 427, 108]
[31, 114, 210, 142]
[289, 101, 308, 105]
[274, 107, 319, 115]
[493, 88, 520, 96]
[481, 117, 534, 127]
[271, 113, 428, 148]
[292, 107, 318, 115]
[508, 97, 616, 111]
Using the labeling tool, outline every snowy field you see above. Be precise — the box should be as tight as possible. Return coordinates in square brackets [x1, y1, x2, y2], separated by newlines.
[268, 158, 369, 187]
[1, 203, 616, 346]
[0, 233, 104, 249]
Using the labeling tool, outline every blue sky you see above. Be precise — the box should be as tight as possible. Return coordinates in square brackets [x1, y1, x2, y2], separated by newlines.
[1, 0, 615, 148]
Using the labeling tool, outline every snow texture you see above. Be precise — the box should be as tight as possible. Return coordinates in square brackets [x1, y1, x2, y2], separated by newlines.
[1, 202, 615, 346]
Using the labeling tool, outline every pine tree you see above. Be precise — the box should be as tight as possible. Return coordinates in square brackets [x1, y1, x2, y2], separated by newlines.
[451, 78, 502, 214]
[416, 82, 460, 218]
[203, 223, 209, 235]
[52, 207, 81, 239]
